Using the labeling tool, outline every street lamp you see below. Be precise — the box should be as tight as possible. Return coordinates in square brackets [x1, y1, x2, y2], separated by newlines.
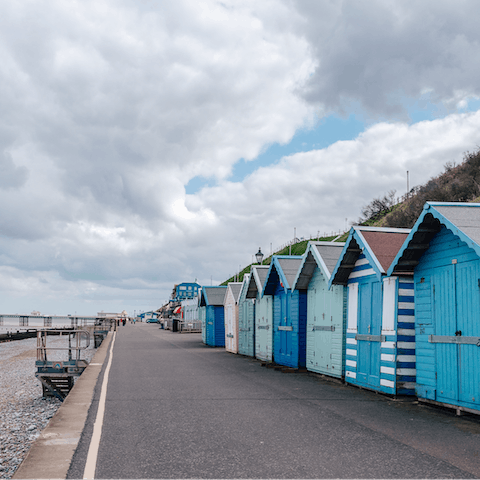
[255, 247, 264, 265]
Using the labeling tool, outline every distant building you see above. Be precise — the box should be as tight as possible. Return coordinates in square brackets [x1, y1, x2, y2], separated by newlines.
[174, 282, 201, 301]
[97, 311, 127, 319]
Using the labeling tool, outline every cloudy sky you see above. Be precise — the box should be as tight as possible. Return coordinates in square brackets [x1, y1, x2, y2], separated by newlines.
[2, 0, 480, 316]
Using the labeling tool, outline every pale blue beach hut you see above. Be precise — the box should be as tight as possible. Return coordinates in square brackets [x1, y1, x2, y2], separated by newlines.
[245, 265, 273, 361]
[238, 274, 256, 357]
[293, 241, 346, 378]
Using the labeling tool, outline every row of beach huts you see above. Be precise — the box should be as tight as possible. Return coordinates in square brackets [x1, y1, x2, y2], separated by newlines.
[181, 202, 480, 416]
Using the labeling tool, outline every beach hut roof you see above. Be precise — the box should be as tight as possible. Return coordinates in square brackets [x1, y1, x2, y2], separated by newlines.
[245, 265, 270, 299]
[199, 286, 227, 307]
[227, 282, 243, 303]
[388, 202, 480, 276]
[329, 226, 410, 286]
[293, 241, 345, 290]
[239, 273, 250, 299]
[262, 255, 303, 296]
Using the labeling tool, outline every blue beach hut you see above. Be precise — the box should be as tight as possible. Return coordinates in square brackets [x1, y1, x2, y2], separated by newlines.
[262, 256, 306, 369]
[293, 241, 346, 378]
[238, 274, 256, 357]
[199, 286, 227, 347]
[245, 265, 273, 361]
[329, 226, 414, 395]
[388, 202, 480, 414]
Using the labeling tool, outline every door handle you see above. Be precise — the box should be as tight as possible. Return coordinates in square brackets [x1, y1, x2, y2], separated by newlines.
[455, 330, 462, 336]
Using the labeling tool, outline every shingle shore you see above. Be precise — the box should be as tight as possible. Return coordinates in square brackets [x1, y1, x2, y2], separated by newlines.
[0, 336, 95, 479]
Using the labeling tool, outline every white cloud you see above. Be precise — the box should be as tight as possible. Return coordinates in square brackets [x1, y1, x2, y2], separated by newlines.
[189, 110, 480, 260]
[2, 1, 480, 314]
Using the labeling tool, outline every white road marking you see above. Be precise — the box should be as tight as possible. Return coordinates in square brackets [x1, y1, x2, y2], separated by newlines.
[83, 331, 116, 480]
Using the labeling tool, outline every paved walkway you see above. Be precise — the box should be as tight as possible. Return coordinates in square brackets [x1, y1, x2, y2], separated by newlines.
[55, 324, 480, 477]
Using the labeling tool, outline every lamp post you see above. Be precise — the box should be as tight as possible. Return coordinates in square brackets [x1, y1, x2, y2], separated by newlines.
[255, 247, 264, 265]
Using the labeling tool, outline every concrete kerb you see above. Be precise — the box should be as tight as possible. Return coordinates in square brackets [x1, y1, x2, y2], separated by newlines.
[13, 331, 114, 480]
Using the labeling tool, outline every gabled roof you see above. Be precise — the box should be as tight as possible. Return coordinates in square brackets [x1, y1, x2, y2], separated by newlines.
[262, 255, 303, 296]
[245, 265, 270, 299]
[293, 241, 345, 290]
[239, 273, 250, 300]
[199, 286, 227, 307]
[388, 202, 480, 275]
[329, 226, 411, 286]
[227, 282, 243, 304]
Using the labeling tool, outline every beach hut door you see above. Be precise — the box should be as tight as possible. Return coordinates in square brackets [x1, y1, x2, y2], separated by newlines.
[357, 280, 382, 387]
[432, 262, 480, 407]
[226, 305, 233, 350]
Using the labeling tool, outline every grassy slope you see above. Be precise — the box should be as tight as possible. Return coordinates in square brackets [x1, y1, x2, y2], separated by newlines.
[222, 149, 480, 286]
[221, 235, 342, 285]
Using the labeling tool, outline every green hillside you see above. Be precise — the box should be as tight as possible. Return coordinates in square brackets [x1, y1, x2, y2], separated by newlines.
[221, 235, 341, 285]
[222, 148, 480, 286]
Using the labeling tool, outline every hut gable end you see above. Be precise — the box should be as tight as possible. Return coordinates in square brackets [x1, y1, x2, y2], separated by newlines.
[293, 241, 345, 291]
[388, 202, 480, 276]
[330, 226, 411, 287]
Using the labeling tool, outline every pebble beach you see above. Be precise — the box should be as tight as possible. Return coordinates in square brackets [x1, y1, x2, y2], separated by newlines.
[0, 335, 96, 479]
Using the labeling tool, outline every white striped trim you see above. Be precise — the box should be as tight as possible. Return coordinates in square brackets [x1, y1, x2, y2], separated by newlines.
[398, 302, 415, 310]
[397, 355, 416, 362]
[399, 382, 416, 390]
[350, 268, 375, 279]
[346, 360, 357, 368]
[346, 348, 357, 357]
[355, 257, 369, 266]
[381, 366, 395, 375]
[398, 288, 414, 296]
[346, 337, 357, 345]
[346, 371, 356, 379]
[381, 329, 395, 335]
[380, 379, 395, 388]
[381, 353, 395, 362]
[397, 315, 415, 322]
[397, 368, 416, 375]
[381, 341, 396, 349]
[398, 328, 415, 336]
[397, 341, 415, 349]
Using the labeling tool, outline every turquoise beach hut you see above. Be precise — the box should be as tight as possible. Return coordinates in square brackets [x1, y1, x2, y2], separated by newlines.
[200, 286, 227, 347]
[388, 202, 480, 414]
[262, 256, 306, 369]
[329, 226, 414, 395]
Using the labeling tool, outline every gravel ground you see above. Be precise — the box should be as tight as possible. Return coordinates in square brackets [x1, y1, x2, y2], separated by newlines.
[0, 334, 96, 479]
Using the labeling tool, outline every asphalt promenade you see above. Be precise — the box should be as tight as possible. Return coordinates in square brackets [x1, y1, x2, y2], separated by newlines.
[17, 323, 480, 478]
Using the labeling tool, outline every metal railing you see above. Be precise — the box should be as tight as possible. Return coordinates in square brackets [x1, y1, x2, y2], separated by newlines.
[36, 329, 90, 365]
